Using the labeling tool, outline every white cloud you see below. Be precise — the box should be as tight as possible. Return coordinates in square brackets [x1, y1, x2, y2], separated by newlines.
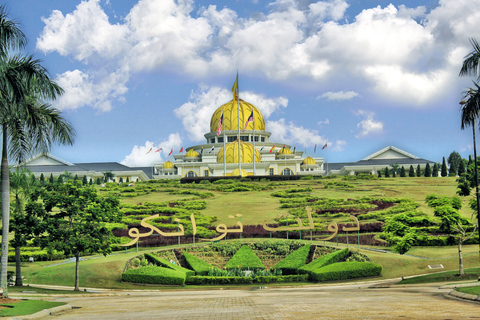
[121, 133, 182, 167]
[267, 118, 327, 147]
[174, 85, 288, 141]
[36, 0, 480, 110]
[331, 139, 347, 152]
[355, 110, 383, 138]
[37, 0, 129, 61]
[319, 91, 358, 101]
[318, 118, 329, 126]
[53, 69, 128, 112]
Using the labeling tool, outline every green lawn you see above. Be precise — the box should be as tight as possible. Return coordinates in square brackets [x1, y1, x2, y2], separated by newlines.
[397, 267, 480, 284]
[456, 285, 480, 295]
[0, 299, 65, 317]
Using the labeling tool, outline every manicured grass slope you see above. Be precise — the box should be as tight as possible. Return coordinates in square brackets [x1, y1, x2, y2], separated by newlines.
[0, 300, 65, 317]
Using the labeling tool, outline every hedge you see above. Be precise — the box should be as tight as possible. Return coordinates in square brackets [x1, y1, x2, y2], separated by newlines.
[225, 245, 265, 270]
[273, 244, 310, 275]
[310, 261, 382, 282]
[186, 276, 253, 285]
[256, 274, 309, 283]
[122, 266, 186, 285]
[183, 252, 213, 275]
[7, 250, 66, 262]
[298, 248, 349, 276]
[144, 253, 195, 279]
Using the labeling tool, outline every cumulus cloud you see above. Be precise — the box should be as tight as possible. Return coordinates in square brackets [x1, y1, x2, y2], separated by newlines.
[355, 110, 384, 138]
[319, 91, 358, 101]
[36, 0, 480, 110]
[331, 139, 347, 152]
[121, 133, 182, 167]
[267, 118, 327, 147]
[174, 85, 288, 141]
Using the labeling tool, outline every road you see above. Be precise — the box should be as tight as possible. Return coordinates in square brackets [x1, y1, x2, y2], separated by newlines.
[45, 282, 480, 320]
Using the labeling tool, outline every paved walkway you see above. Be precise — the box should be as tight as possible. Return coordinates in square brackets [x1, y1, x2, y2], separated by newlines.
[28, 282, 480, 320]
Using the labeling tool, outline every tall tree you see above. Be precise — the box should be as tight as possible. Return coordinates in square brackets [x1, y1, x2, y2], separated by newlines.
[441, 157, 448, 177]
[448, 151, 462, 173]
[0, 6, 75, 297]
[424, 163, 432, 177]
[27, 181, 121, 291]
[432, 163, 439, 177]
[408, 165, 415, 177]
[458, 159, 466, 176]
[400, 166, 406, 177]
[416, 164, 422, 177]
[384, 166, 390, 178]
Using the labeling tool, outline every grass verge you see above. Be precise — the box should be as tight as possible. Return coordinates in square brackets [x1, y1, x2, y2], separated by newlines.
[397, 267, 480, 284]
[0, 299, 65, 317]
[456, 285, 480, 295]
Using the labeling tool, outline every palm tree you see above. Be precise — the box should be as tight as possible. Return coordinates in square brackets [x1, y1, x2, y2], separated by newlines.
[459, 85, 480, 257]
[460, 38, 480, 80]
[0, 6, 75, 297]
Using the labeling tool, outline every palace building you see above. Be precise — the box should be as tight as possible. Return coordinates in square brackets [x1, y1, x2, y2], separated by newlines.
[154, 96, 324, 178]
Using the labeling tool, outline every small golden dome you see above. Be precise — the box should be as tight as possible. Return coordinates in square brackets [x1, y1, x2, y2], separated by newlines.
[217, 140, 261, 164]
[231, 168, 249, 177]
[163, 161, 175, 169]
[277, 146, 292, 155]
[210, 99, 265, 133]
[302, 157, 316, 165]
[185, 148, 199, 157]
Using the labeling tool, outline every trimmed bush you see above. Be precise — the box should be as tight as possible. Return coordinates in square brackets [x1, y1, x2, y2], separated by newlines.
[186, 276, 253, 285]
[122, 266, 186, 285]
[145, 253, 195, 279]
[225, 245, 265, 270]
[299, 248, 349, 276]
[183, 252, 214, 275]
[256, 274, 309, 283]
[273, 244, 310, 275]
[311, 261, 382, 282]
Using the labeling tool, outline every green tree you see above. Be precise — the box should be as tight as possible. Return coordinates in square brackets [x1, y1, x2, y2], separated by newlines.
[104, 171, 114, 182]
[449, 162, 458, 177]
[9, 168, 37, 286]
[73, 174, 79, 181]
[458, 159, 466, 176]
[89, 178, 93, 186]
[49, 173, 54, 184]
[432, 163, 439, 177]
[384, 166, 390, 178]
[400, 166, 406, 177]
[408, 165, 415, 177]
[82, 175, 88, 185]
[448, 151, 462, 174]
[457, 173, 471, 196]
[441, 157, 448, 177]
[416, 164, 421, 177]
[426, 195, 477, 275]
[39, 173, 45, 184]
[96, 177, 101, 185]
[424, 163, 432, 177]
[27, 181, 121, 291]
[0, 7, 75, 297]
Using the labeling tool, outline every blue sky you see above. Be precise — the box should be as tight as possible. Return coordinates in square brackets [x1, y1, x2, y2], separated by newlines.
[4, 0, 479, 166]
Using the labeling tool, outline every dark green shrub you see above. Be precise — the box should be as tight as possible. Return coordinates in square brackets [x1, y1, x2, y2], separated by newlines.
[183, 252, 214, 275]
[310, 261, 382, 282]
[225, 245, 265, 270]
[186, 276, 253, 285]
[273, 245, 310, 275]
[298, 248, 349, 276]
[122, 266, 186, 285]
[256, 274, 309, 283]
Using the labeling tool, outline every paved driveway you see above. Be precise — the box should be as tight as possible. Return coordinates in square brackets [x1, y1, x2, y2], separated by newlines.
[47, 282, 480, 320]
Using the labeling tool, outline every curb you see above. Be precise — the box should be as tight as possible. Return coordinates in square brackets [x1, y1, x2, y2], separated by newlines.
[4, 304, 73, 320]
[448, 290, 480, 302]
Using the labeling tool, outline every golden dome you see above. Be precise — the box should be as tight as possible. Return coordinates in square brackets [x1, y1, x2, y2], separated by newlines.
[163, 161, 175, 169]
[210, 99, 265, 133]
[302, 157, 316, 165]
[231, 168, 249, 177]
[217, 140, 261, 164]
[185, 148, 199, 157]
[277, 146, 292, 155]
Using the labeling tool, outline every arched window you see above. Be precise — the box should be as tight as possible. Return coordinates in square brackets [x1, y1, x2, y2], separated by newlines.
[186, 171, 197, 177]
[281, 168, 293, 175]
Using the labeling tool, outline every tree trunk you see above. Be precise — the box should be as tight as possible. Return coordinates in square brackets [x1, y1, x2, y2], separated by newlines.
[0, 126, 10, 298]
[14, 246, 22, 286]
[74, 254, 80, 291]
[458, 239, 465, 276]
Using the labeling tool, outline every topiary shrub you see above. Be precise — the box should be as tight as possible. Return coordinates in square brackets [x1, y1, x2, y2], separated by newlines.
[310, 261, 382, 282]
[122, 266, 186, 285]
[225, 245, 265, 270]
[145, 253, 194, 279]
[273, 244, 310, 275]
[183, 252, 214, 275]
[298, 248, 349, 277]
